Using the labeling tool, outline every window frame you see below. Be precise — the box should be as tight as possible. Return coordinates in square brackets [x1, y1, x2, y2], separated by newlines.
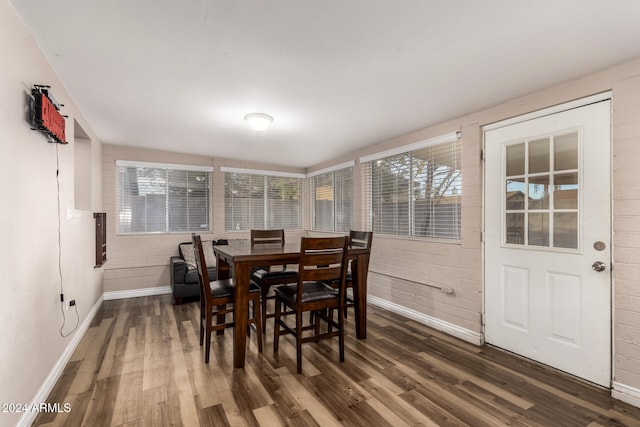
[222, 167, 304, 231]
[115, 160, 213, 235]
[360, 132, 462, 241]
[308, 162, 354, 232]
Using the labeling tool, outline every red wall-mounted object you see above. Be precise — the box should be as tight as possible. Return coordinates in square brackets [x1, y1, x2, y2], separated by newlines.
[33, 90, 66, 144]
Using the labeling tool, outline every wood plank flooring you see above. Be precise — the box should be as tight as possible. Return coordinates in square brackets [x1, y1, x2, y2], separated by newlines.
[34, 295, 640, 426]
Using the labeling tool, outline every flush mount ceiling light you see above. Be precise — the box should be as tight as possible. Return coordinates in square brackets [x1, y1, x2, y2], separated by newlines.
[244, 113, 273, 132]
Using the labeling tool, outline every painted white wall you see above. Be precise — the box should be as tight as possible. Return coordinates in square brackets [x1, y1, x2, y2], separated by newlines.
[0, 3, 103, 426]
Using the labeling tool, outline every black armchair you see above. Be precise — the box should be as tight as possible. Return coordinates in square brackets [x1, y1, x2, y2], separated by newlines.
[170, 239, 227, 304]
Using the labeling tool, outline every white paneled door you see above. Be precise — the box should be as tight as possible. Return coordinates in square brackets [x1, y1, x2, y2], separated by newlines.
[484, 100, 611, 387]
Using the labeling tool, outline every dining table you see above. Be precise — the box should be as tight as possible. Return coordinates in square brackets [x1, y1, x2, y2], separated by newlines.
[214, 239, 371, 369]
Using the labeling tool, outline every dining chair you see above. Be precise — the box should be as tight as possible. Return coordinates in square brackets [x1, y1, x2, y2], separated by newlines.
[250, 229, 299, 334]
[193, 234, 263, 363]
[273, 236, 349, 374]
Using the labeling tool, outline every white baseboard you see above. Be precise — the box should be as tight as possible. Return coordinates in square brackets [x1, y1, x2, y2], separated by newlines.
[612, 381, 640, 409]
[18, 295, 103, 427]
[103, 285, 172, 300]
[367, 294, 483, 345]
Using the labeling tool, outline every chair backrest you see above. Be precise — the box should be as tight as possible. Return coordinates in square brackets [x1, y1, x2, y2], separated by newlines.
[192, 234, 212, 306]
[349, 230, 373, 249]
[297, 236, 348, 300]
[251, 229, 286, 247]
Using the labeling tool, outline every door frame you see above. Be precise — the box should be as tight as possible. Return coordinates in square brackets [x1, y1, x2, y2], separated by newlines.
[481, 91, 613, 386]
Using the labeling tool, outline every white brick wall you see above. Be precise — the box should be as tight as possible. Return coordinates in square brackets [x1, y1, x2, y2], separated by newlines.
[366, 123, 484, 334]
[612, 74, 640, 389]
[365, 70, 640, 397]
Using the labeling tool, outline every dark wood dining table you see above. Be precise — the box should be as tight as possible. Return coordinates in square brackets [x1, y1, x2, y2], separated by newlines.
[214, 239, 371, 369]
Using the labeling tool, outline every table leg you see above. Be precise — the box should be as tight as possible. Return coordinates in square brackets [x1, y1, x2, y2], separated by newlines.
[233, 261, 250, 369]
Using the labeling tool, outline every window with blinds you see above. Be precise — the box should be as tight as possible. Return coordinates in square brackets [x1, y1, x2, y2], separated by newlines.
[309, 166, 353, 232]
[115, 161, 212, 234]
[362, 134, 462, 240]
[224, 171, 302, 231]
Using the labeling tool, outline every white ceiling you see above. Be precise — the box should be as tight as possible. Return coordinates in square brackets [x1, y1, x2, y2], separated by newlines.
[10, 0, 640, 168]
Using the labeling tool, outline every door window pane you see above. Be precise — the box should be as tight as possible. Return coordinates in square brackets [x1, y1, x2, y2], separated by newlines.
[554, 132, 579, 171]
[506, 213, 524, 244]
[528, 213, 549, 247]
[506, 178, 525, 210]
[506, 143, 525, 176]
[554, 173, 578, 209]
[554, 212, 578, 249]
[529, 138, 550, 173]
[528, 175, 550, 210]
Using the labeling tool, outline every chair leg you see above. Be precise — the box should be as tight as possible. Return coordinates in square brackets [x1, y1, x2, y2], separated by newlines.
[261, 285, 269, 335]
[328, 308, 334, 334]
[254, 299, 263, 353]
[296, 310, 303, 374]
[344, 286, 351, 318]
[199, 316, 204, 346]
[273, 297, 281, 353]
[174, 296, 183, 305]
[216, 304, 226, 336]
[204, 314, 212, 364]
[338, 307, 345, 363]
[314, 310, 321, 342]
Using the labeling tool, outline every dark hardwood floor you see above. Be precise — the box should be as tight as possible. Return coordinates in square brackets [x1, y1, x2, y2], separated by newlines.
[34, 295, 640, 426]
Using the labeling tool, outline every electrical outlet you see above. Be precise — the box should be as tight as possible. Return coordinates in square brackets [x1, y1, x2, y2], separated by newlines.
[65, 299, 76, 311]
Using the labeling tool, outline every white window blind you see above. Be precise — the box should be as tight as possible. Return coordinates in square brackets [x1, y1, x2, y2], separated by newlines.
[362, 134, 462, 240]
[115, 161, 212, 234]
[308, 165, 353, 232]
[224, 171, 302, 231]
